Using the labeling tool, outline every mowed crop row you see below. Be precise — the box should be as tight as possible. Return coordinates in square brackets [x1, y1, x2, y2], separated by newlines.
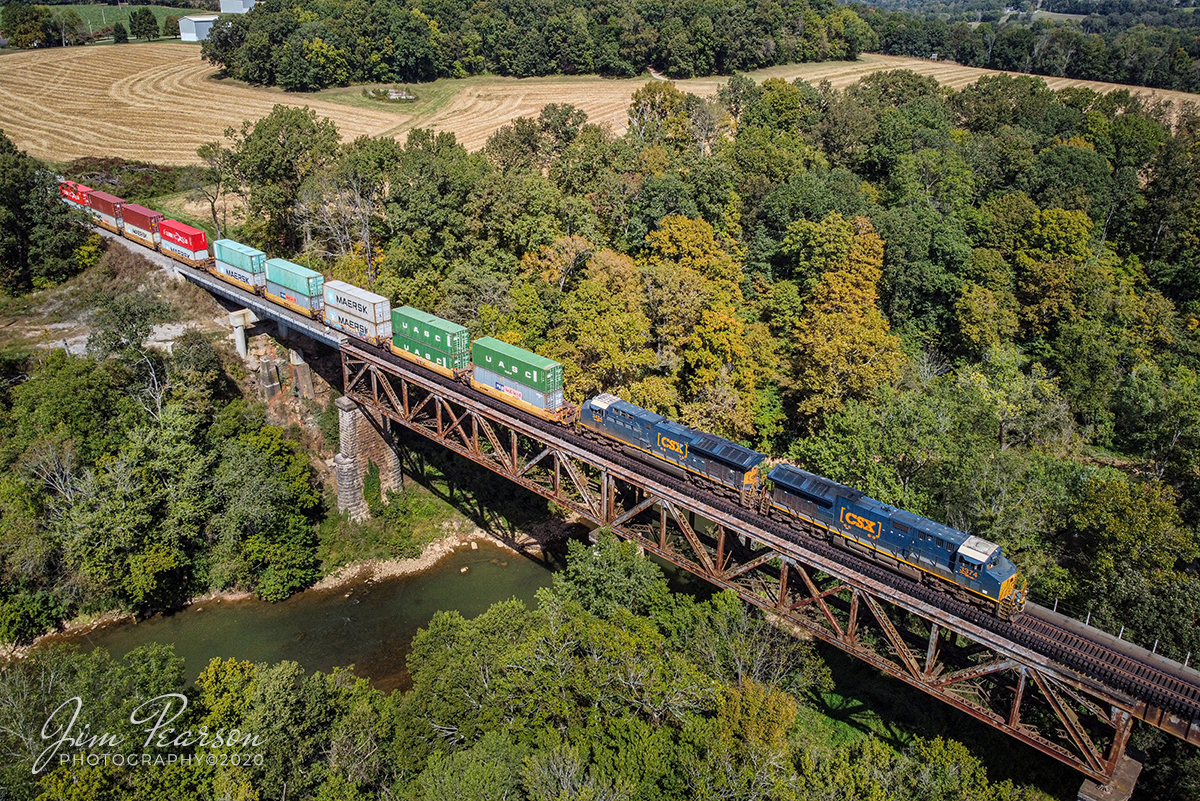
[2, 44, 1198, 164]
[0, 43, 403, 164]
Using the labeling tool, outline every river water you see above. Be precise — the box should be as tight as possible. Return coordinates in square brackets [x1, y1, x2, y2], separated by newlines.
[57, 541, 555, 692]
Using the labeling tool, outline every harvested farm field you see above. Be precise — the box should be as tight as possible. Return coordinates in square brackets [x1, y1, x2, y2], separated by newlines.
[3, 43, 1199, 164]
[0, 43, 404, 164]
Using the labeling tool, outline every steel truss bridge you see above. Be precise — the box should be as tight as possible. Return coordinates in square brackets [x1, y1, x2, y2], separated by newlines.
[114, 235, 1200, 799]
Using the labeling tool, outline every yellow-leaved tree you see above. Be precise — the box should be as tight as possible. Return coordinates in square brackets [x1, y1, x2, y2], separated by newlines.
[790, 215, 904, 429]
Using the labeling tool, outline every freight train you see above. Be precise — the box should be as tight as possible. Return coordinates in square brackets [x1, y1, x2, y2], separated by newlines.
[59, 181, 1027, 619]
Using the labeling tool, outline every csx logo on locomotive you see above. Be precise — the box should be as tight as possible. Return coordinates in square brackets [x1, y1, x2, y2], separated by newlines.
[840, 508, 880, 538]
[658, 434, 687, 457]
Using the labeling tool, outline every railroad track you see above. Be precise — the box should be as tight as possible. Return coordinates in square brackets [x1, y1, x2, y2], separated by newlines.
[351, 342, 1200, 720]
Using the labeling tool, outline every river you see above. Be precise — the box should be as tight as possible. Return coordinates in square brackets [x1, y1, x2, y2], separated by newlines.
[56, 541, 554, 692]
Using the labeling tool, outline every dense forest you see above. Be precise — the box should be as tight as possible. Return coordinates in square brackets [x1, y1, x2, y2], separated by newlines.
[1, 534, 1045, 800]
[3, 62, 1200, 798]
[198, 0, 877, 88]
[859, 4, 1200, 91]
[179, 71, 1200, 673]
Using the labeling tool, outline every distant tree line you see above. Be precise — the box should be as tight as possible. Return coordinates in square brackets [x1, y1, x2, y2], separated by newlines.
[200, 0, 877, 91]
[856, 5, 1200, 92]
[0, 3, 185, 46]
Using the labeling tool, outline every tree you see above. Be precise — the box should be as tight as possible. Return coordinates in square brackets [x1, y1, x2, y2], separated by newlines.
[224, 105, 340, 251]
[162, 15, 180, 39]
[129, 7, 158, 41]
[0, 131, 90, 294]
[112, 21, 128, 44]
[789, 215, 905, 428]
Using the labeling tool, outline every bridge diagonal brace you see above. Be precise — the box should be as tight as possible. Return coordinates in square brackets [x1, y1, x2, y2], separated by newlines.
[661, 500, 716, 575]
[1030, 669, 1107, 776]
[474, 416, 512, 472]
[929, 659, 1017, 688]
[406, 389, 437, 423]
[861, 593, 923, 680]
[374, 369, 404, 419]
[440, 404, 473, 449]
[516, 446, 553, 478]
[721, 549, 777, 581]
[559, 456, 599, 518]
[790, 563, 844, 638]
[611, 496, 659, 530]
[346, 360, 370, 395]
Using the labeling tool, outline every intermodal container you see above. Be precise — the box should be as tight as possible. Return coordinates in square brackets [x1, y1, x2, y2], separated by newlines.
[324, 307, 392, 342]
[59, 181, 92, 209]
[213, 240, 266, 275]
[214, 260, 266, 289]
[323, 280, 389, 324]
[266, 281, 322, 313]
[158, 220, 209, 260]
[473, 366, 564, 411]
[392, 335, 470, 371]
[391, 306, 469, 359]
[470, 336, 563, 394]
[266, 258, 324, 298]
[88, 190, 124, 229]
[121, 203, 163, 248]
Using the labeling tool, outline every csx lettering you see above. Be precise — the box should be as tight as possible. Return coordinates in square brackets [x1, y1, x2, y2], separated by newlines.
[658, 435, 687, 456]
[843, 512, 878, 536]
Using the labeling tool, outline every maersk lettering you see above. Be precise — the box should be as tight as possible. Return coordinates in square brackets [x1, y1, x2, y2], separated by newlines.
[334, 294, 369, 315]
[331, 313, 369, 336]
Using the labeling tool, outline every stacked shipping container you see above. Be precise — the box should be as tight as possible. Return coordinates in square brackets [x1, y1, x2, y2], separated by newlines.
[88, 190, 123, 232]
[265, 258, 324, 315]
[213, 239, 267, 291]
[59, 181, 92, 210]
[470, 336, 565, 413]
[121, 203, 163, 249]
[158, 220, 209, 264]
[391, 306, 470, 373]
[322, 280, 391, 344]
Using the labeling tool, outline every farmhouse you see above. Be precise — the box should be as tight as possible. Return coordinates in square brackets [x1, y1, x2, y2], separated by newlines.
[219, 0, 256, 12]
[179, 14, 220, 41]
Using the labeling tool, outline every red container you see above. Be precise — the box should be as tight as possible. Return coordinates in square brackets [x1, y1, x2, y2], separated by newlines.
[88, 190, 124, 218]
[121, 203, 163, 230]
[159, 219, 208, 252]
[59, 181, 92, 206]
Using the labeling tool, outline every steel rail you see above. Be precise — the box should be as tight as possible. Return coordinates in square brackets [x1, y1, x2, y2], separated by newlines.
[340, 343, 1200, 723]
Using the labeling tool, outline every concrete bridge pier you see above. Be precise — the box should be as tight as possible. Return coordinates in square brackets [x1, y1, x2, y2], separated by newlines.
[229, 309, 259, 358]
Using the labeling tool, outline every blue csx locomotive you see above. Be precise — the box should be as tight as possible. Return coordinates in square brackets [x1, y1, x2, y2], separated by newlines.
[580, 394, 1026, 619]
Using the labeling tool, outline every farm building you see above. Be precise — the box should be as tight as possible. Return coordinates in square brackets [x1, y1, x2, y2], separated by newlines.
[179, 14, 219, 41]
[219, 0, 255, 12]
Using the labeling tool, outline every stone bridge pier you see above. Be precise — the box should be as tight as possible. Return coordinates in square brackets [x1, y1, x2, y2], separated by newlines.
[333, 396, 403, 521]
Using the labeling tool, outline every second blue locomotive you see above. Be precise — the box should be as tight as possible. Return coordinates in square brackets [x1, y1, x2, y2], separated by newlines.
[581, 393, 766, 500]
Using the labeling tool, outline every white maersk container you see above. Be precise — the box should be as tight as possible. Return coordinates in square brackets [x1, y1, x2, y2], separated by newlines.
[324, 308, 392, 345]
[323, 280, 389, 324]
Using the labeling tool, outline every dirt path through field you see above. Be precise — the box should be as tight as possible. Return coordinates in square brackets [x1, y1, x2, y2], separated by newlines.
[1, 44, 1197, 164]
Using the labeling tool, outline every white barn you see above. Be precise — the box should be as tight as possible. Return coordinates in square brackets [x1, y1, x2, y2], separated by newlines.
[180, 14, 220, 41]
[219, 0, 255, 13]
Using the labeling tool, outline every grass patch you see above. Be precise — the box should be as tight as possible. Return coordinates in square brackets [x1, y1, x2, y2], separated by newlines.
[317, 480, 463, 572]
[60, 4, 192, 33]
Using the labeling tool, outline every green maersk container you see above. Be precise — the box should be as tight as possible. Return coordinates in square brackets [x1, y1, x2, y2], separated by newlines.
[266, 258, 324, 297]
[470, 336, 563, 394]
[213, 240, 266, 274]
[391, 307, 470, 359]
[392, 335, 470, 371]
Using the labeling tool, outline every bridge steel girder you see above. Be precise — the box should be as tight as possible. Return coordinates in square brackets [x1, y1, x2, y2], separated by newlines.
[341, 346, 1138, 789]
